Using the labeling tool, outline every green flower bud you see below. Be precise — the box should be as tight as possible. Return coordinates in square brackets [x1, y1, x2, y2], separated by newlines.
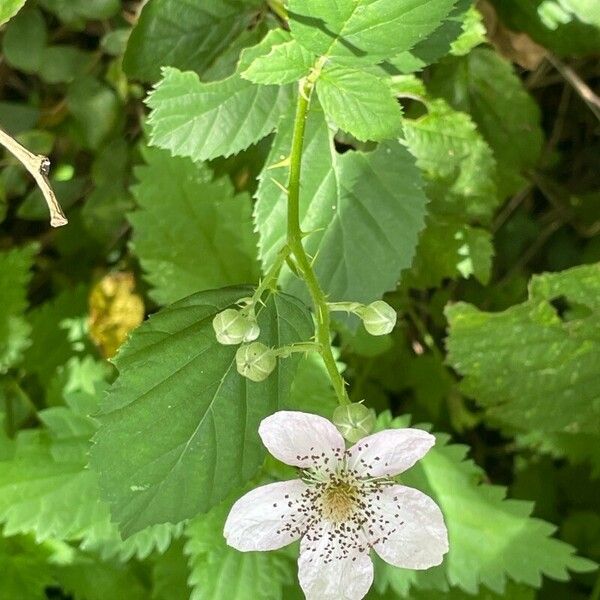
[332, 403, 376, 443]
[236, 342, 277, 382]
[212, 309, 260, 345]
[359, 300, 397, 336]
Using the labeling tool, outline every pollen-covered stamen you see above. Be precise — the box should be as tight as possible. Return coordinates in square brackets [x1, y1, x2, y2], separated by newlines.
[297, 448, 402, 565]
[319, 476, 360, 522]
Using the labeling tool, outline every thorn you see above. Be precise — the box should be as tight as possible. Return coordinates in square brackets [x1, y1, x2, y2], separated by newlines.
[268, 156, 291, 170]
[309, 248, 321, 267]
[301, 227, 325, 239]
[269, 177, 289, 195]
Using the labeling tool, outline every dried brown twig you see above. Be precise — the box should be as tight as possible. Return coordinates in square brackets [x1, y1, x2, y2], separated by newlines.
[0, 127, 67, 227]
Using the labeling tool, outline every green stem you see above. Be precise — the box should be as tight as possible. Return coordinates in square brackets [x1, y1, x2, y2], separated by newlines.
[251, 245, 290, 305]
[286, 80, 350, 406]
[267, 0, 287, 21]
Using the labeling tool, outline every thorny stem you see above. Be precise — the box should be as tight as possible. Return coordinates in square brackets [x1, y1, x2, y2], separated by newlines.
[286, 69, 350, 406]
[0, 127, 67, 227]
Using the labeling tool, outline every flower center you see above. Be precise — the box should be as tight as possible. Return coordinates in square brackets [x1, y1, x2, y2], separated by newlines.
[319, 477, 360, 523]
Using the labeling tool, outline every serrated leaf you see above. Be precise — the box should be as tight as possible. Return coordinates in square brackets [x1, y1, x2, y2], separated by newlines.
[124, 0, 264, 82]
[90, 287, 313, 536]
[185, 493, 294, 600]
[403, 98, 498, 222]
[377, 413, 596, 595]
[130, 145, 260, 305]
[386, 0, 472, 73]
[0, 362, 109, 543]
[446, 263, 600, 438]
[0, 244, 37, 372]
[255, 104, 428, 303]
[22, 286, 89, 388]
[402, 97, 498, 287]
[0, 0, 27, 26]
[288, 0, 457, 65]
[81, 521, 184, 563]
[242, 38, 315, 85]
[429, 48, 543, 196]
[316, 65, 402, 141]
[407, 218, 494, 288]
[147, 63, 292, 162]
[0, 360, 185, 560]
[0, 428, 110, 542]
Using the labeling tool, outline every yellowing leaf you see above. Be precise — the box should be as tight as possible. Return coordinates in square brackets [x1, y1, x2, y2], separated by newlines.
[88, 273, 144, 359]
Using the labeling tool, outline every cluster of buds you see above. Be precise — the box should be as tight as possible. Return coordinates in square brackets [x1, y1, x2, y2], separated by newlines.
[212, 299, 260, 346]
[328, 299, 397, 336]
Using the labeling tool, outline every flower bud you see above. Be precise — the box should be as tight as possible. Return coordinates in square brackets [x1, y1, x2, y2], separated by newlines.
[212, 309, 260, 345]
[359, 300, 397, 336]
[236, 342, 277, 382]
[332, 403, 376, 443]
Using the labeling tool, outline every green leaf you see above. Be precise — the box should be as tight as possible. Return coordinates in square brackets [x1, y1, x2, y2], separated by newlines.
[285, 352, 339, 418]
[446, 263, 600, 439]
[316, 65, 403, 141]
[450, 5, 487, 56]
[490, 0, 600, 56]
[1, 7, 47, 74]
[38, 0, 120, 21]
[185, 493, 294, 600]
[0, 244, 37, 372]
[130, 145, 260, 305]
[386, 0, 472, 73]
[0, 360, 185, 560]
[124, 0, 264, 82]
[288, 0, 457, 65]
[0, 427, 109, 542]
[22, 286, 89, 388]
[429, 48, 544, 196]
[152, 539, 192, 600]
[53, 553, 149, 600]
[242, 38, 315, 85]
[407, 218, 494, 288]
[0, 534, 55, 600]
[401, 97, 498, 286]
[0, 0, 27, 26]
[378, 413, 596, 594]
[403, 98, 498, 222]
[90, 287, 313, 536]
[255, 104, 428, 303]
[555, 0, 600, 27]
[67, 76, 121, 150]
[39, 46, 90, 84]
[147, 65, 292, 162]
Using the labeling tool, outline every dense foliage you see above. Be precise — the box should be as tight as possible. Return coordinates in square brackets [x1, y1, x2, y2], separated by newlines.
[0, 0, 599, 598]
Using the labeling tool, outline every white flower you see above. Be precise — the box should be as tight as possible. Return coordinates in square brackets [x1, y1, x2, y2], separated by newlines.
[224, 411, 449, 600]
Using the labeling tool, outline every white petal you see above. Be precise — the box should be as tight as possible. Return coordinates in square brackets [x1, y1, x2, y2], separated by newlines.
[347, 428, 435, 477]
[298, 523, 373, 600]
[223, 480, 309, 551]
[258, 411, 345, 469]
[368, 484, 448, 570]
